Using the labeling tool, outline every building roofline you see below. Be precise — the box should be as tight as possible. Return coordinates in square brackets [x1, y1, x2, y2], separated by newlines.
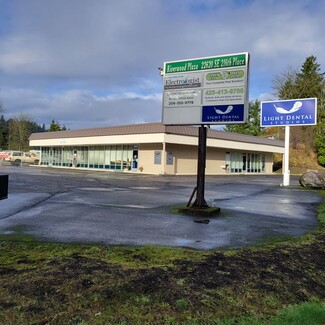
[29, 122, 284, 148]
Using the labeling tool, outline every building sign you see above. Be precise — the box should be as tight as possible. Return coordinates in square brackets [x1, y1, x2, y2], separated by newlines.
[162, 52, 250, 125]
[261, 98, 317, 127]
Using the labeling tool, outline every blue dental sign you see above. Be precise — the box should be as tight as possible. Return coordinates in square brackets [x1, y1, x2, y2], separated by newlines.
[202, 104, 244, 123]
[261, 98, 317, 127]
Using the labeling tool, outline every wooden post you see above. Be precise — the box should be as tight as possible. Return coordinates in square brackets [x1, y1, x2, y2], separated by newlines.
[192, 125, 209, 208]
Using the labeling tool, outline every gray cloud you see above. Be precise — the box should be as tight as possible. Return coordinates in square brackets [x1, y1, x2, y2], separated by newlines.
[0, 0, 324, 129]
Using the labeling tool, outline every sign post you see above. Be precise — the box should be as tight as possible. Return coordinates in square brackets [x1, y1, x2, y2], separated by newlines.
[261, 98, 317, 186]
[283, 125, 290, 186]
[192, 125, 208, 208]
[162, 53, 250, 208]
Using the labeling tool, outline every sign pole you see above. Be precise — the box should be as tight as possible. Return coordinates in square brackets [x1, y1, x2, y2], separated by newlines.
[192, 125, 209, 208]
[283, 125, 290, 186]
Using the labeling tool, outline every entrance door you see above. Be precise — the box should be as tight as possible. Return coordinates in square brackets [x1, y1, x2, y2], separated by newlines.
[132, 149, 138, 169]
[243, 154, 247, 173]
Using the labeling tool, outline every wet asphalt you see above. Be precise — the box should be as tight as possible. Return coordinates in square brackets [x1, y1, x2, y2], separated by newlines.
[0, 165, 323, 249]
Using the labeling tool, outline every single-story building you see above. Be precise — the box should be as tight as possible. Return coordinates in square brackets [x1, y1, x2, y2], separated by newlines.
[29, 122, 284, 175]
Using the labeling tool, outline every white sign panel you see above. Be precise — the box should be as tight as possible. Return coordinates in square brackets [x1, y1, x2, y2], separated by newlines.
[162, 52, 250, 125]
[164, 89, 202, 108]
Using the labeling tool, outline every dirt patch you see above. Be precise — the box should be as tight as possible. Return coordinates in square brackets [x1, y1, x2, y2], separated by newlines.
[125, 235, 325, 308]
[0, 233, 324, 323]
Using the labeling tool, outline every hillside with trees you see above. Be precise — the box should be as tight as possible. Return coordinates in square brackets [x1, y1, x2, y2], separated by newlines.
[272, 55, 325, 171]
[225, 56, 325, 173]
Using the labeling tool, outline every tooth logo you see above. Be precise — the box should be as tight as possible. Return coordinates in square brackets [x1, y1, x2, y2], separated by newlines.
[273, 101, 302, 114]
[214, 105, 233, 114]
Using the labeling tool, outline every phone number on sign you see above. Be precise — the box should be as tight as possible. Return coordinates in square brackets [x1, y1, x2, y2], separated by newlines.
[205, 88, 244, 96]
[168, 100, 194, 106]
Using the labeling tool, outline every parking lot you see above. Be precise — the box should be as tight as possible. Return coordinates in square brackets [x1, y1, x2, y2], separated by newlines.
[0, 165, 323, 249]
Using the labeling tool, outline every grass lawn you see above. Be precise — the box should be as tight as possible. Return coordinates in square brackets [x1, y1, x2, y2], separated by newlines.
[0, 194, 324, 324]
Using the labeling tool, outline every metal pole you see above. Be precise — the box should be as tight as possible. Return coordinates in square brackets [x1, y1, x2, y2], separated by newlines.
[192, 125, 208, 208]
[283, 125, 290, 186]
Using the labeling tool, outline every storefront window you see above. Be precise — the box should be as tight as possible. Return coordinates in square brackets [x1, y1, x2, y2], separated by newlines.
[41, 147, 50, 165]
[226, 152, 265, 173]
[39, 144, 138, 171]
[122, 145, 132, 170]
[79, 147, 88, 167]
[115, 145, 122, 170]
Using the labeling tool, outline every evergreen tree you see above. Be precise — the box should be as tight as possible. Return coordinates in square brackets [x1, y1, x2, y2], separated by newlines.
[224, 100, 265, 136]
[315, 102, 325, 166]
[296, 56, 325, 98]
[49, 119, 60, 131]
[298, 56, 325, 166]
[49, 119, 63, 131]
[0, 115, 9, 149]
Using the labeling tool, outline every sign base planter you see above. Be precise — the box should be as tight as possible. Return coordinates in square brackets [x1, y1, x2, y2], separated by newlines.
[177, 206, 221, 217]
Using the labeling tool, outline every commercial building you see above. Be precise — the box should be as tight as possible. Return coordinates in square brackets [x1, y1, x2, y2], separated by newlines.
[29, 122, 284, 175]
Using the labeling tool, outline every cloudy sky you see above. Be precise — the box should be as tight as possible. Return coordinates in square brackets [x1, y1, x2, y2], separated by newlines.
[1, 0, 324, 130]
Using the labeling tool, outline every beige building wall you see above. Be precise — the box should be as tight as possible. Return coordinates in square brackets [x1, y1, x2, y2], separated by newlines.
[206, 148, 226, 174]
[162, 144, 225, 175]
[139, 143, 200, 175]
[138, 143, 275, 176]
[264, 152, 274, 173]
[138, 143, 164, 175]
[167, 144, 197, 175]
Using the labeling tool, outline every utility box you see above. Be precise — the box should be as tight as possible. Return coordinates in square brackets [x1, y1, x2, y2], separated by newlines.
[0, 175, 8, 200]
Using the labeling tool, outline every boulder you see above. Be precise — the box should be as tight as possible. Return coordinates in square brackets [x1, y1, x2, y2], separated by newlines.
[299, 171, 325, 189]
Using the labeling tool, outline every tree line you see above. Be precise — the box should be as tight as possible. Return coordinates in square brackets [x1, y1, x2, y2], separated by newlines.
[0, 113, 66, 151]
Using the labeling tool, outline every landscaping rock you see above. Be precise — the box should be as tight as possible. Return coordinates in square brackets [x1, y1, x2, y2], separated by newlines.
[299, 171, 325, 189]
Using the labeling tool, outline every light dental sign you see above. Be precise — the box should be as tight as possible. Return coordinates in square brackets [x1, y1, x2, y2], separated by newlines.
[261, 98, 317, 127]
[162, 52, 250, 125]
